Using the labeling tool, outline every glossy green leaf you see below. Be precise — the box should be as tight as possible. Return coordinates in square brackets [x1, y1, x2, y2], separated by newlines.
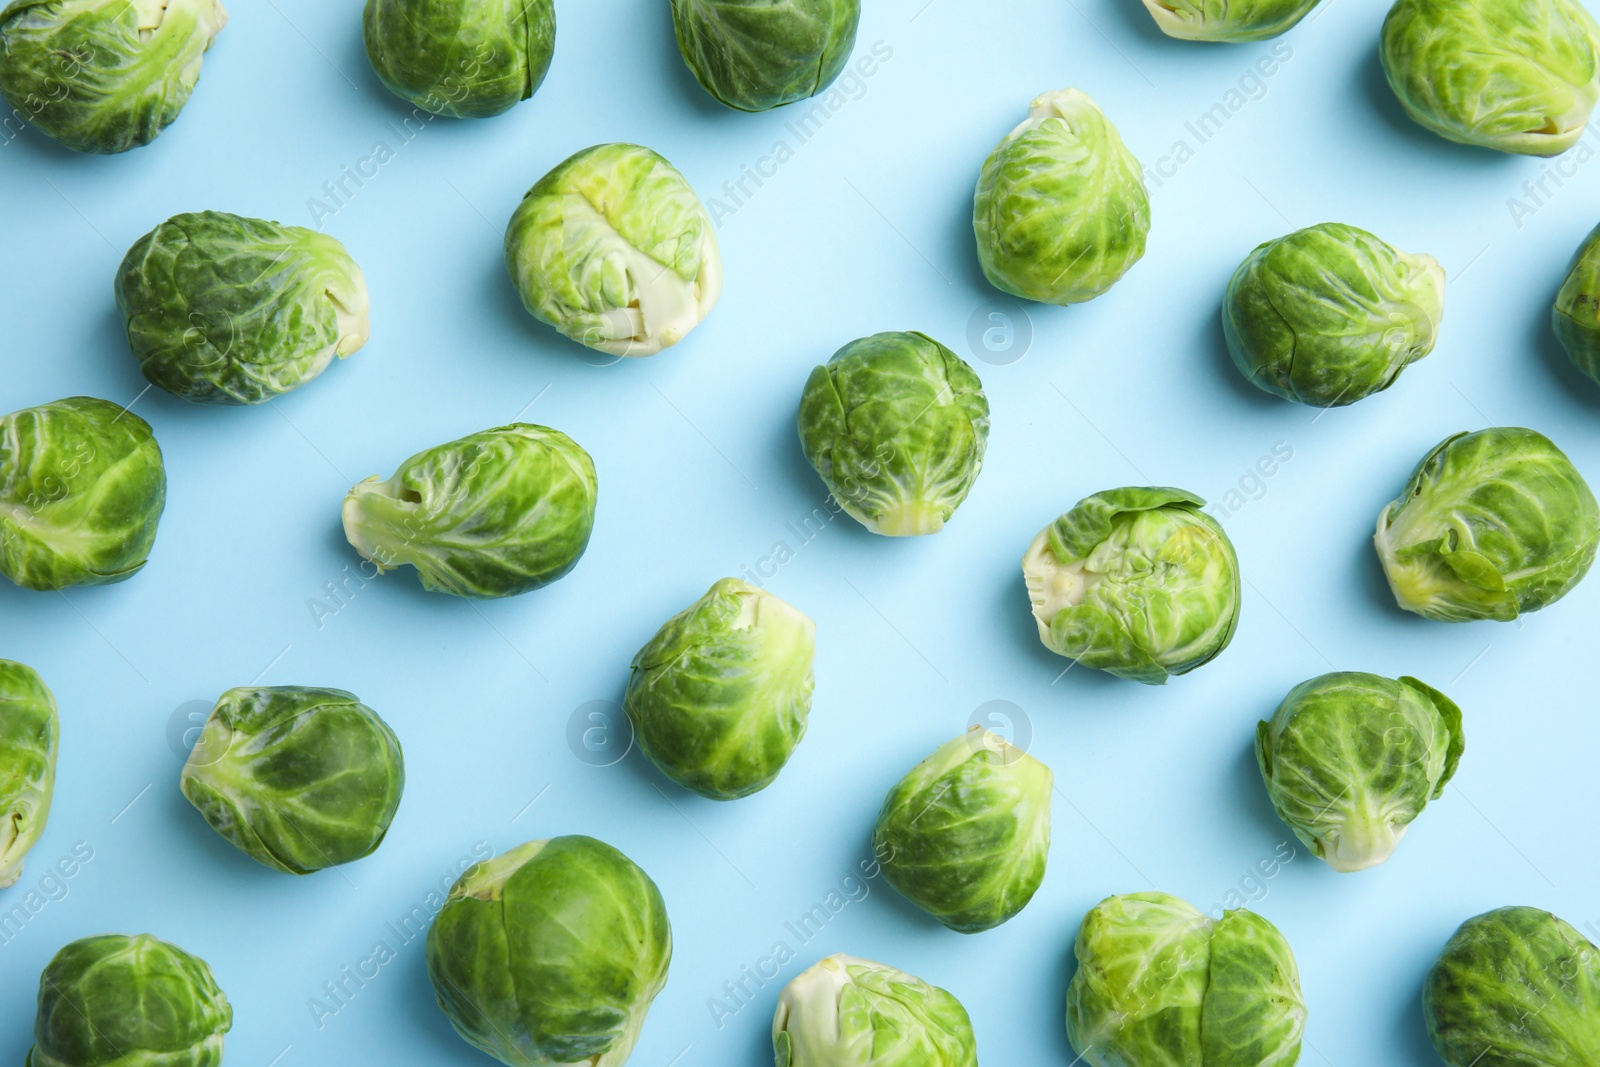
[1142, 0, 1321, 42]
[0, 660, 57, 888]
[363, 0, 555, 118]
[773, 954, 978, 1066]
[671, 0, 858, 111]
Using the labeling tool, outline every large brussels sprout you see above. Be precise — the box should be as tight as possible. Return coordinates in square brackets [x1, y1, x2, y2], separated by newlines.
[29, 933, 232, 1067]
[1224, 223, 1445, 407]
[179, 686, 404, 875]
[773, 954, 978, 1067]
[426, 835, 672, 1067]
[797, 331, 989, 536]
[1022, 487, 1240, 684]
[1425, 907, 1600, 1067]
[1375, 428, 1599, 622]
[0, 660, 57, 889]
[505, 143, 722, 357]
[1141, 0, 1321, 41]
[115, 211, 370, 405]
[363, 0, 555, 119]
[671, 0, 858, 112]
[1066, 893, 1306, 1067]
[0, 0, 226, 154]
[1380, 0, 1600, 157]
[1553, 221, 1600, 386]
[1256, 672, 1462, 872]
[872, 727, 1052, 934]
[0, 396, 166, 591]
[343, 423, 597, 598]
[625, 578, 815, 800]
[973, 88, 1150, 306]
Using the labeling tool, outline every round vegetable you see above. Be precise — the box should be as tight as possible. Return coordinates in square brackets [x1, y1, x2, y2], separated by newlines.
[1141, 0, 1321, 41]
[1553, 220, 1600, 386]
[671, 0, 859, 112]
[1224, 223, 1445, 407]
[1375, 427, 1599, 622]
[0, 396, 166, 591]
[773, 954, 978, 1067]
[362, 0, 555, 118]
[1022, 487, 1240, 684]
[0, 660, 57, 888]
[116, 211, 370, 405]
[426, 835, 672, 1067]
[797, 331, 990, 536]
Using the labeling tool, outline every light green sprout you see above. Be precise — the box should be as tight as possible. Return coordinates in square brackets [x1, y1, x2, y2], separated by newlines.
[1553, 221, 1600, 386]
[0, 660, 57, 889]
[1142, 0, 1322, 41]
[671, 0, 859, 112]
[363, 0, 555, 118]
[773, 954, 978, 1067]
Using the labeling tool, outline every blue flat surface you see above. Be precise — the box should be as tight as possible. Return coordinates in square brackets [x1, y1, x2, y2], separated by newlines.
[3, 0, 1600, 1063]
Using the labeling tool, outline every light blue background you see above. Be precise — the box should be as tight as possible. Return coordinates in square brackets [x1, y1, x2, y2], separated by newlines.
[3, 0, 1599, 1063]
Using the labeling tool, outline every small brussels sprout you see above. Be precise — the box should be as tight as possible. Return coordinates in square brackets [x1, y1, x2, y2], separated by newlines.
[1224, 223, 1445, 407]
[974, 88, 1150, 306]
[1380, 0, 1600, 157]
[363, 0, 555, 118]
[1066, 893, 1307, 1067]
[179, 686, 404, 875]
[29, 933, 232, 1067]
[1425, 907, 1600, 1067]
[773, 954, 978, 1067]
[0, 396, 166, 591]
[505, 143, 722, 357]
[0, 0, 226, 154]
[115, 211, 370, 405]
[426, 835, 672, 1067]
[1022, 487, 1240, 684]
[0, 660, 57, 889]
[1375, 428, 1600, 622]
[1553, 221, 1600, 386]
[1141, 0, 1321, 41]
[625, 578, 815, 800]
[1256, 672, 1462, 872]
[797, 331, 990, 536]
[872, 727, 1052, 934]
[671, 0, 859, 112]
[343, 423, 597, 598]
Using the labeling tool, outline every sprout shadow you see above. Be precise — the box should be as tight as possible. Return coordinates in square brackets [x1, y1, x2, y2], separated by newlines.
[94, 305, 149, 401]
[400, 938, 480, 1058]
[1532, 279, 1600, 412]
[943, 179, 990, 295]
[1104, 0, 1185, 49]
[1353, 521, 1407, 619]
[1204, 303, 1282, 411]
[1394, 980, 1441, 1066]
[1055, 941, 1082, 1061]
[657, 5, 731, 120]
[340, 25, 428, 118]
[1232, 730, 1285, 840]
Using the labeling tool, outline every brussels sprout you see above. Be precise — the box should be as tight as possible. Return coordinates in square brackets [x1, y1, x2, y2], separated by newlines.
[625, 578, 815, 800]
[671, 0, 859, 112]
[1425, 907, 1600, 1067]
[179, 686, 404, 875]
[0, 0, 226, 154]
[343, 423, 597, 598]
[872, 727, 1052, 934]
[773, 954, 978, 1067]
[29, 933, 232, 1067]
[973, 88, 1150, 306]
[1141, 0, 1321, 41]
[363, 0, 555, 119]
[797, 331, 989, 536]
[0, 396, 166, 591]
[115, 211, 370, 405]
[1380, 0, 1600, 157]
[1375, 428, 1599, 622]
[1553, 221, 1600, 386]
[1256, 672, 1462, 872]
[1066, 893, 1307, 1067]
[1224, 223, 1445, 407]
[505, 143, 722, 357]
[1022, 487, 1240, 684]
[0, 660, 57, 889]
[426, 835, 672, 1067]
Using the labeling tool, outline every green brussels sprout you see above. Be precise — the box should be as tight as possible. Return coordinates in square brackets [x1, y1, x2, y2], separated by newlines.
[625, 578, 815, 800]
[872, 727, 1052, 934]
[342, 423, 597, 598]
[1380, 0, 1600, 157]
[426, 835, 672, 1067]
[0, 396, 166, 591]
[115, 211, 370, 405]
[796, 331, 990, 536]
[1552, 220, 1600, 386]
[1022, 487, 1240, 684]
[973, 88, 1150, 306]
[671, 0, 859, 112]
[1375, 428, 1599, 622]
[773, 954, 978, 1067]
[1425, 907, 1600, 1067]
[0, 660, 57, 888]
[29, 933, 232, 1067]
[1224, 223, 1445, 407]
[505, 143, 722, 357]
[1066, 893, 1307, 1067]
[179, 686, 404, 875]
[362, 0, 555, 119]
[1141, 0, 1321, 41]
[1256, 672, 1463, 872]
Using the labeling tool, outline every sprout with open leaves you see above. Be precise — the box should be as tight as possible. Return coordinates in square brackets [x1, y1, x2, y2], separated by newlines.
[0, 660, 57, 889]
[671, 0, 859, 112]
[1141, 0, 1322, 42]
[363, 0, 555, 118]
[773, 954, 978, 1067]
